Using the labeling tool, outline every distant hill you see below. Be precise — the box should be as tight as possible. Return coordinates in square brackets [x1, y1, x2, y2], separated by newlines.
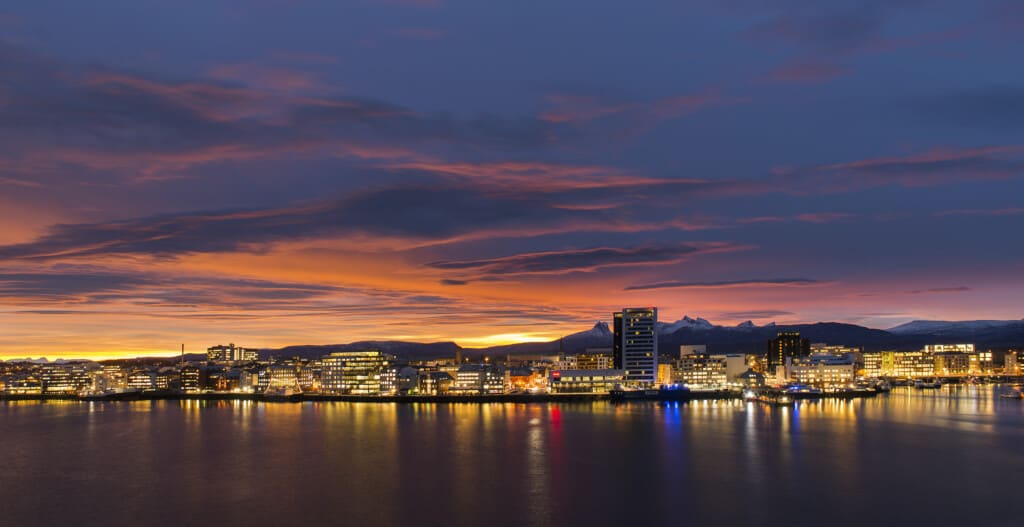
[85, 317, 1022, 365]
[267, 341, 462, 361]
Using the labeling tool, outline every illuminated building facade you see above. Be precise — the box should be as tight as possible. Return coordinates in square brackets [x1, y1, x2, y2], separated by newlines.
[613, 307, 658, 384]
[180, 366, 201, 393]
[577, 351, 614, 370]
[1006, 352, 1020, 375]
[451, 364, 507, 395]
[924, 344, 975, 354]
[657, 363, 673, 386]
[679, 345, 707, 356]
[786, 354, 855, 387]
[40, 365, 91, 394]
[969, 350, 993, 374]
[417, 371, 453, 395]
[266, 364, 299, 391]
[549, 369, 624, 393]
[380, 366, 399, 395]
[554, 355, 578, 371]
[207, 343, 258, 362]
[811, 344, 862, 356]
[766, 332, 810, 373]
[934, 352, 971, 376]
[863, 352, 892, 377]
[672, 354, 727, 390]
[509, 368, 548, 393]
[891, 351, 935, 378]
[127, 371, 156, 390]
[321, 351, 391, 395]
[100, 365, 127, 389]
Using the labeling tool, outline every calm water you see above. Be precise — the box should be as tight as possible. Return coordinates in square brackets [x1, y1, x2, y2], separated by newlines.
[3, 387, 1024, 527]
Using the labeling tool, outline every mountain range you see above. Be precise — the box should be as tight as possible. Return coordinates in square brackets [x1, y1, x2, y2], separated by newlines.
[63, 317, 1022, 364]
[251, 316, 1024, 361]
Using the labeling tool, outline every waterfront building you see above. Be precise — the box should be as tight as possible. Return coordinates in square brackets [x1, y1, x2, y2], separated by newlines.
[672, 353, 727, 390]
[766, 332, 810, 374]
[812, 344, 864, 370]
[554, 355, 578, 371]
[387, 366, 419, 395]
[509, 367, 548, 393]
[100, 365, 127, 389]
[239, 369, 260, 393]
[296, 365, 317, 392]
[924, 344, 975, 354]
[657, 363, 673, 386]
[40, 365, 91, 394]
[451, 364, 507, 395]
[321, 351, 391, 395]
[891, 351, 935, 378]
[811, 344, 862, 356]
[379, 365, 400, 395]
[549, 369, 624, 394]
[417, 371, 453, 395]
[213, 373, 239, 392]
[266, 364, 299, 392]
[934, 352, 971, 376]
[180, 366, 200, 393]
[3, 378, 42, 394]
[207, 343, 258, 362]
[576, 352, 614, 370]
[969, 350, 993, 374]
[786, 354, 855, 387]
[1006, 352, 1020, 375]
[127, 371, 156, 390]
[722, 354, 748, 381]
[863, 352, 891, 377]
[613, 307, 658, 384]
[154, 371, 174, 390]
[737, 369, 766, 388]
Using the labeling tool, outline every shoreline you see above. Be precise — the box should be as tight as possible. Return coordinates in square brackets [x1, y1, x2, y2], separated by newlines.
[0, 390, 888, 404]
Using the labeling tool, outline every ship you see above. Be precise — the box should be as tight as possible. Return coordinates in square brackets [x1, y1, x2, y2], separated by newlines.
[262, 386, 303, 402]
[609, 384, 692, 402]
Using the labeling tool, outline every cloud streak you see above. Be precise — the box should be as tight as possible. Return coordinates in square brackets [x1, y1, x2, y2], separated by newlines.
[624, 278, 824, 291]
[427, 243, 740, 278]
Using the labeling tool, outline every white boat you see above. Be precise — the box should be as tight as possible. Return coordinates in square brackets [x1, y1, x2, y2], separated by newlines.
[999, 387, 1023, 399]
[914, 380, 941, 389]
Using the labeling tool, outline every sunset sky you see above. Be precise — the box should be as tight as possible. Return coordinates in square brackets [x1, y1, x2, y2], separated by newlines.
[2, 1, 1023, 359]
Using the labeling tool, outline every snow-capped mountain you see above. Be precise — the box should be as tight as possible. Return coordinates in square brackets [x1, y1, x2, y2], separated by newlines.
[571, 321, 613, 339]
[888, 319, 1024, 335]
[656, 316, 777, 334]
[658, 316, 715, 334]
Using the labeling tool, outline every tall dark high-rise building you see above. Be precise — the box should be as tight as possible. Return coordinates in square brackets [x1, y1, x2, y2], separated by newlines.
[613, 307, 658, 384]
[766, 332, 810, 372]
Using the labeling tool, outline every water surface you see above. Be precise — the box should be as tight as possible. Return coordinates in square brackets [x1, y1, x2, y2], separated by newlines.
[3, 386, 1023, 526]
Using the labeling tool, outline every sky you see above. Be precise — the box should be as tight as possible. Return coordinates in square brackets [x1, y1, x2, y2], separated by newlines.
[1, 0, 1023, 359]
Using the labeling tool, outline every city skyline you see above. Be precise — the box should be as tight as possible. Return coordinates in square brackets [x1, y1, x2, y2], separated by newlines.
[3, 1, 1024, 359]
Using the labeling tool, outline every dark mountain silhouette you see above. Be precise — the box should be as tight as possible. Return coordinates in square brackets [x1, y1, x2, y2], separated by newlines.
[152, 317, 1024, 363]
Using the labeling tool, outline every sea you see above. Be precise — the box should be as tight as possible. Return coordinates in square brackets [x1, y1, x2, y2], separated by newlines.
[2, 386, 1023, 527]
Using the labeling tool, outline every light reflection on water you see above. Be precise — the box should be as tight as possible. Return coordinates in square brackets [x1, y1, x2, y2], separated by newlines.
[2, 387, 1024, 527]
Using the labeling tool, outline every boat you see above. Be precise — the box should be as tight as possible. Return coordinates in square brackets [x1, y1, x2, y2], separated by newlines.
[609, 385, 692, 402]
[999, 387, 1023, 399]
[875, 380, 892, 393]
[914, 379, 942, 389]
[756, 393, 795, 406]
[262, 386, 303, 402]
[79, 389, 142, 401]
